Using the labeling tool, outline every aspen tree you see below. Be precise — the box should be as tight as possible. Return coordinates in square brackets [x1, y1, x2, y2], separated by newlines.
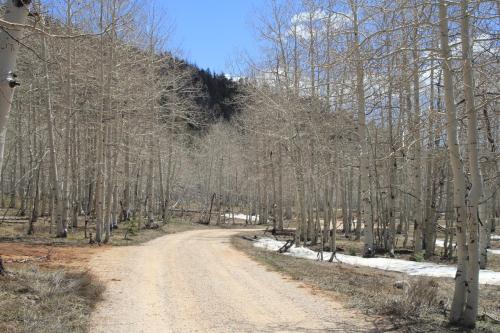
[350, 0, 373, 256]
[411, 7, 423, 253]
[158, 144, 166, 224]
[103, 0, 117, 242]
[461, 0, 482, 326]
[423, 54, 437, 257]
[387, 60, 396, 257]
[61, 0, 73, 233]
[439, 0, 468, 323]
[277, 144, 284, 230]
[0, 0, 31, 172]
[94, 0, 106, 243]
[36, 7, 67, 238]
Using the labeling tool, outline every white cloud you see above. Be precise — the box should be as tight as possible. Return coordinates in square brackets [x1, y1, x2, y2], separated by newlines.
[289, 10, 351, 40]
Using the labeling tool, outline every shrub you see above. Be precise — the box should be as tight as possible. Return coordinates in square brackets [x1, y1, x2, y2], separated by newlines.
[125, 218, 138, 238]
[382, 278, 440, 319]
[413, 251, 425, 262]
[347, 246, 357, 256]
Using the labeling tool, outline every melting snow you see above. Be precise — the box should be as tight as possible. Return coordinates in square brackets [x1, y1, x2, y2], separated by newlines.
[254, 238, 500, 285]
[224, 213, 258, 222]
[435, 239, 500, 255]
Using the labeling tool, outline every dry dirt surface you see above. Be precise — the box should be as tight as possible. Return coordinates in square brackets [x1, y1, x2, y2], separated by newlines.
[0, 242, 100, 269]
[90, 229, 385, 333]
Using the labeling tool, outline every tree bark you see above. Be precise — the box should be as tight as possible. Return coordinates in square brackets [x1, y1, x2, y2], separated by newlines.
[40, 13, 66, 238]
[461, 0, 482, 326]
[0, 0, 31, 173]
[351, 0, 373, 256]
[439, 0, 468, 324]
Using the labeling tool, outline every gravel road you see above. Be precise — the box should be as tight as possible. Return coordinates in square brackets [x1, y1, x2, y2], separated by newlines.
[90, 229, 382, 333]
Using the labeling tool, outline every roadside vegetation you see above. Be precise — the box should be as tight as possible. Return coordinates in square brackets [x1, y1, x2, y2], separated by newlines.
[0, 209, 210, 247]
[233, 233, 500, 333]
[0, 266, 103, 333]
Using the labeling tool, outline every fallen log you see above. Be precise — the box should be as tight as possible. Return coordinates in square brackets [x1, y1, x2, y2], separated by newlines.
[483, 312, 500, 324]
[273, 229, 295, 237]
[241, 235, 257, 242]
[278, 239, 295, 253]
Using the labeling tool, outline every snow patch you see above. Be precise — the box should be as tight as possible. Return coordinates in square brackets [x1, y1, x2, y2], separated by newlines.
[224, 213, 258, 222]
[435, 239, 500, 255]
[254, 238, 500, 285]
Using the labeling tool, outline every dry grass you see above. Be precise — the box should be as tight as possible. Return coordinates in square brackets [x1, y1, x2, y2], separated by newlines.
[233, 233, 500, 333]
[381, 279, 441, 319]
[0, 206, 266, 248]
[0, 266, 104, 333]
[0, 217, 212, 279]
[0, 214, 206, 247]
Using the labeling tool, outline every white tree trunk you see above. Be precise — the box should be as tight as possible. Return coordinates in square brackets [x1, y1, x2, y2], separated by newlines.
[351, 0, 373, 256]
[122, 131, 130, 220]
[439, 0, 468, 323]
[158, 142, 167, 224]
[61, 0, 72, 233]
[387, 73, 396, 257]
[277, 144, 283, 230]
[146, 139, 154, 225]
[94, 0, 106, 243]
[412, 22, 423, 253]
[0, 0, 31, 173]
[461, 0, 482, 326]
[38, 11, 66, 238]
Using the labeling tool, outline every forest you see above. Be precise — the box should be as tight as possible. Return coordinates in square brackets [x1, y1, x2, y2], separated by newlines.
[0, 0, 499, 332]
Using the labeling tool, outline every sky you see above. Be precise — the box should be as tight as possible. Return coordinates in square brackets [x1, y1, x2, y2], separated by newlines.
[159, 0, 266, 75]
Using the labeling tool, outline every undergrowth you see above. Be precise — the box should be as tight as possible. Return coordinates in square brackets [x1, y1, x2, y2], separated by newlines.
[0, 266, 104, 333]
[232, 234, 500, 333]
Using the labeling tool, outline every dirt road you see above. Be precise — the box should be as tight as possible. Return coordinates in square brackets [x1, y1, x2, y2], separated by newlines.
[90, 229, 382, 332]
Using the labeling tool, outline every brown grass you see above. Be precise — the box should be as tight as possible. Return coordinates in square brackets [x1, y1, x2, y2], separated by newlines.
[0, 208, 264, 247]
[0, 217, 211, 271]
[381, 278, 441, 319]
[0, 266, 104, 333]
[233, 232, 500, 333]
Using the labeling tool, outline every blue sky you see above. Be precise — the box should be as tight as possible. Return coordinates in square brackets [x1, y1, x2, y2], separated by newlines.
[159, 0, 265, 74]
